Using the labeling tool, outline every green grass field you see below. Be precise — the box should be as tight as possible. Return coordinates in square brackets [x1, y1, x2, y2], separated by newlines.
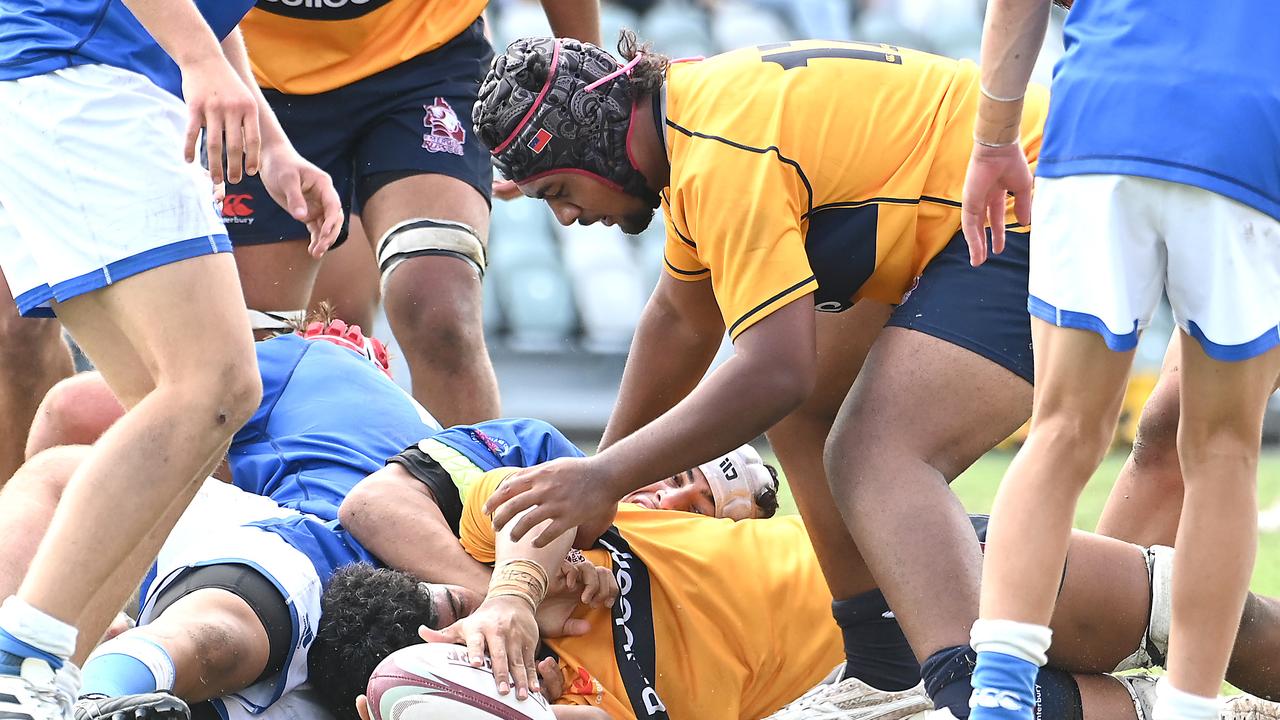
[771, 450, 1280, 596]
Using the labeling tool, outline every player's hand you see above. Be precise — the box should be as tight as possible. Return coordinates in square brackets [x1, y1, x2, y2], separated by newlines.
[960, 142, 1032, 267]
[558, 553, 618, 609]
[355, 695, 372, 720]
[492, 179, 523, 202]
[483, 458, 619, 548]
[180, 55, 260, 186]
[419, 595, 541, 701]
[535, 658, 566, 702]
[258, 146, 343, 257]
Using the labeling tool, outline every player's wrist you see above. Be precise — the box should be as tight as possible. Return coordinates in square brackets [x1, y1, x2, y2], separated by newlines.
[973, 93, 1025, 148]
[487, 559, 550, 612]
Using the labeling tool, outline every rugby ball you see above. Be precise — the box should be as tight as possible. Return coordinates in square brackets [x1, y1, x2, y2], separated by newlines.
[367, 643, 555, 720]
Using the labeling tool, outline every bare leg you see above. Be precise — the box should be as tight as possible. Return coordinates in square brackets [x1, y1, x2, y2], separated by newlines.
[828, 328, 1032, 659]
[128, 590, 270, 701]
[363, 175, 499, 425]
[309, 216, 379, 330]
[1228, 593, 1280, 700]
[1077, 675, 1141, 720]
[0, 447, 89, 600]
[980, 322, 1133, 627]
[16, 253, 261, 648]
[234, 239, 323, 326]
[1164, 333, 1280, 697]
[0, 271, 74, 483]
[1047, 530, 1151, 674]
[1096, 337, 1184, 546]
[765, 302, 891, 600]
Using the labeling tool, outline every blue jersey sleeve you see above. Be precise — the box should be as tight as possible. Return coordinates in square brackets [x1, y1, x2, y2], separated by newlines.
[432, 418, 585, 471]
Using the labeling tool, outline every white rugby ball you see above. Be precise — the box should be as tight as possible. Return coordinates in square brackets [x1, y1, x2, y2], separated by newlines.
[366, 642, 555, 720]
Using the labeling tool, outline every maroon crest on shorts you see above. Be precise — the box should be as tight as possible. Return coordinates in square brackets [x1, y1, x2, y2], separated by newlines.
[422, 98, 466, 156]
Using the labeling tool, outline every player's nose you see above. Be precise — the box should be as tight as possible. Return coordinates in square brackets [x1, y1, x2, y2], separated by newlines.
[550, 201, 579, 226]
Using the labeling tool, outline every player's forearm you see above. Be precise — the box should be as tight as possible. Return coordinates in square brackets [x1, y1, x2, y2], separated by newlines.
[121, 0, 224, 67]
[600, 281, 722, 450]
[220, 29, 289, 148]
[494, 513, 576, 597]
[340, 469, 492, 595]
[538, 0, 602, 46]
[598, 346, 811, 498]
[974, 0, 1051, 145]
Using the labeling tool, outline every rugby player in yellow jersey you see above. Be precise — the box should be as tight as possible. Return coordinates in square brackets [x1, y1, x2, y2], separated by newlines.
[220, 0, 600, 426]
[468, 34, 1044, 718]
[308, 467, 1280, 720]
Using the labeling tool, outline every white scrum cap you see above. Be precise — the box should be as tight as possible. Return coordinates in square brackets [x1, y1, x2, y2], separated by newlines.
[698, 444, 774, 520]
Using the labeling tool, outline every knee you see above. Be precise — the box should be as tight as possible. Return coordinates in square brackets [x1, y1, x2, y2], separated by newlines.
[28, 373, 124, 453]
[1029, 414, 1115, 475]
[390, 310, 485, 374]
[1130, 392, 1181, 472]
[139, 596, 268, 695]
[166, 362, 262, 436]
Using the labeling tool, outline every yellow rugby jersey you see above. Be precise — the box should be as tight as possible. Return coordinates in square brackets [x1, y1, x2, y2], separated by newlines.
[241, 0, 487, 94]
[460, 469, 842, 720]
[660, 41, 1048, 339]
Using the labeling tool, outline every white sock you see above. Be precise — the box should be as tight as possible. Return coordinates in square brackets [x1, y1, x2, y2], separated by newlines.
[1152, 678, 1219, 720]
[0, 597, 77, 660]
[970, 618, 1053, 666]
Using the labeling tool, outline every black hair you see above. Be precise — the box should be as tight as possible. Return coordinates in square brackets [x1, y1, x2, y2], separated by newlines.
[1053, 0, 1073, 8]
[616, 29, 670, 98]
[756, 464, 782, 519]
[308, 564, 441, 719]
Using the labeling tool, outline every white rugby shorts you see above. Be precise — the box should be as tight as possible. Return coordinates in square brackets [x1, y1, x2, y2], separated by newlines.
[1030, 174, 1280, 360]
[140, 480, 323, 720]
[0, 64, 229, 317]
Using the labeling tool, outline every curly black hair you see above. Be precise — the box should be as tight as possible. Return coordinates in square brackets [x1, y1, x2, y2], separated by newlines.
[307, 564, 441, 720]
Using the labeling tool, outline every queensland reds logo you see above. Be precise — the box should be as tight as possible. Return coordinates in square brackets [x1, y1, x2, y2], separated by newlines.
[422, 98, 466, 156]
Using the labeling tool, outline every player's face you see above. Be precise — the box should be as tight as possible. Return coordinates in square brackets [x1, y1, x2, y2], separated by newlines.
[418, 582, 482, 627]
[520, 173, 655, 235]
[622, 468, 717, 517]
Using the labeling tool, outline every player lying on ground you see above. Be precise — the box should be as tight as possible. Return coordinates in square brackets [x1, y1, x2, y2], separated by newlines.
[469, 32, 1050, 719]
[310, 466, 1280, 720]
[12, 319, 768, 720]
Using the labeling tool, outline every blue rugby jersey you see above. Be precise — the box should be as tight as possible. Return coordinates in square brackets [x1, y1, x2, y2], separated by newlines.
[0, 0, 254, 97]
[431, 418, 587, 470]
[1038, 0, 1280, 221]
[229, 333, 440, 521]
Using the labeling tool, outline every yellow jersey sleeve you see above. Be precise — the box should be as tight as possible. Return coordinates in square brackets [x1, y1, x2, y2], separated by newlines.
[660, 193, 710, 282]
[457, 468, 520, 564]
[666, 143, 817, 339]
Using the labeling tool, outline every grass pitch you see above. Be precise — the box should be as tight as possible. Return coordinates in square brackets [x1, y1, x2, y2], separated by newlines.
[773, 450, 1280, 596]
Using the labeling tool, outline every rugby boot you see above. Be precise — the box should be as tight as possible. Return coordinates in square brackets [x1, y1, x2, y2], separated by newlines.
[765, 665, 932, 720]
[1221, 694, 1280, 720]
[0, 658, 74, 720]
[73, 693, 189, 720]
